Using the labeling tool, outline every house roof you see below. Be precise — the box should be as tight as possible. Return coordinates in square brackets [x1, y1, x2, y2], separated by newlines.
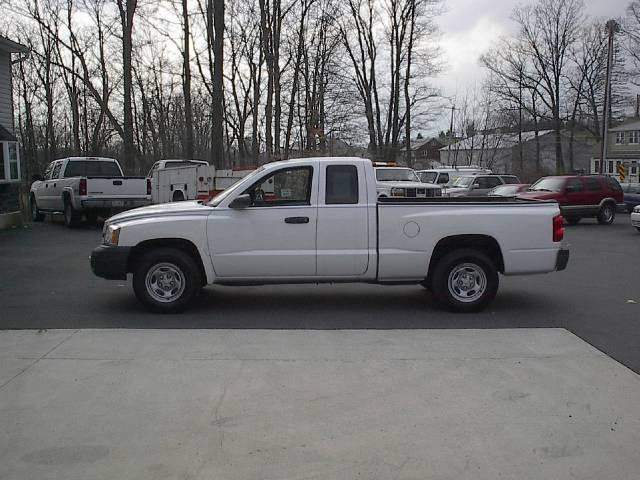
[609, 119, 640, 132]
[0, 36, 29, 54]
[440, 130, 555, 152]
[0, 124, 17, 142]
[411, 137, 444, 151]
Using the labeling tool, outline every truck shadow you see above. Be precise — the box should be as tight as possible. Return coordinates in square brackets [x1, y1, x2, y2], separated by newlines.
[84, 284, 562, 330]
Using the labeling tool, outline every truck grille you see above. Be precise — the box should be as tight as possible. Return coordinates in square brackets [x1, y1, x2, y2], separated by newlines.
[406, 188, 439, 198]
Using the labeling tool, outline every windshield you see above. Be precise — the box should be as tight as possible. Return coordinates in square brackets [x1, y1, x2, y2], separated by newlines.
[491, 185, 521, 196]
[419, 172, 438, 183]
[208, 166, 265, 207]
[529, 177, 566, 192]
[451, 176, 475, 187]
[376, 168, 420, 182]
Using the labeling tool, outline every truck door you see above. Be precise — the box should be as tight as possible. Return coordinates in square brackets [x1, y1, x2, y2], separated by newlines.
[208, 165, 317, 278]
[316, 163, 370, 276]
[47, 161, 64, 211]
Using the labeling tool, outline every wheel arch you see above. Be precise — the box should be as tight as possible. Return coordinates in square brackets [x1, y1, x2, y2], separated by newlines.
[425, 234, 504, 288]
[127, 238, 209, 286]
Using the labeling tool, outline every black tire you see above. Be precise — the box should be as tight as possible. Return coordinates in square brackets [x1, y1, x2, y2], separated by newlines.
[431, 249, 499, 312]
[565, 216, 580, 225]
[597, 203, 615, 225]
[133, 248, 201, 313]
[172, 190, 185, 202]
[64, 200, 80, 227]
[30, 196, 45, 222]
[636, 227, 640, 233]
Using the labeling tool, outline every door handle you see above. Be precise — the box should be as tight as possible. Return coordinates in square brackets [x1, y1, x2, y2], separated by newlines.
[284, 216, 309, 224]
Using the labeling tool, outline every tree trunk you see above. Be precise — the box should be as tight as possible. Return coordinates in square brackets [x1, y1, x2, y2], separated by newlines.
[182, 0, 194, 158]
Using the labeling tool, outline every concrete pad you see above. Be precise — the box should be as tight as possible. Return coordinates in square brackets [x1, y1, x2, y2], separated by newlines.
[0, 328, 639, 480]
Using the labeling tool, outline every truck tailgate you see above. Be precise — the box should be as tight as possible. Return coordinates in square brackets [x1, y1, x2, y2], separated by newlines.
[87, 177, 149, 198]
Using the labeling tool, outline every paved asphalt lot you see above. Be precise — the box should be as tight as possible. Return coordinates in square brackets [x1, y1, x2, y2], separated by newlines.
[1, 214, 639, 372]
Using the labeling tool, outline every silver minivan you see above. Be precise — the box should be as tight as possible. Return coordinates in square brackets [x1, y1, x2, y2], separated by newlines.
[446, 174, 521, 197]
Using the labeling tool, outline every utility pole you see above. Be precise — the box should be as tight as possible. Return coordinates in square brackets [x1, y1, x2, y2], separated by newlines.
[448, 105, 455, 166]
[599, 20, 619, 174]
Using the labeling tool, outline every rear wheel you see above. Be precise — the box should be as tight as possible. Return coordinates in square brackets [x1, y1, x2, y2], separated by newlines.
[172, 190, 185, 202]
[64, 200, 80, 227]
[597, 203, 615, 225]
[30, 196, 45, 222]
[431, 249, 498, 312]
[133, 248, 201, 313]
[565, 216, 580, 225]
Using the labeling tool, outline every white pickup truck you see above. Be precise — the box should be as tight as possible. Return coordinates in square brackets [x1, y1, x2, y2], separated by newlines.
[90, 157, 569, 313]
[30, 157, 150, 226]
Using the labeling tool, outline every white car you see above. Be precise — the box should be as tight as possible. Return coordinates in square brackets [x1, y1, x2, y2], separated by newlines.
[91, 157, 569, 313]
[631, 205, 640, 232]
[417, 166, 492, 187]
[375, 167, 441, 198]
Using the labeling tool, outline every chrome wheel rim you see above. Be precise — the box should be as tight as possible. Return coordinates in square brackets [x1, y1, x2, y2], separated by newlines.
[145, 262, 186, 303]
[447, 263, 487, 303]
[602, 206, 613, 222]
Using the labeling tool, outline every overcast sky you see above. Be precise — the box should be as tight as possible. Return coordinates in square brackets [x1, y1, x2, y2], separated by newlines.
[428, 0, 630, 134]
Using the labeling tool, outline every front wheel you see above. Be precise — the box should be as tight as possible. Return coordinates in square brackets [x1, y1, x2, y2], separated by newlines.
[431, 249, 499, 312]
[597, 203, 615, 225]
[133, 248, 201, 313]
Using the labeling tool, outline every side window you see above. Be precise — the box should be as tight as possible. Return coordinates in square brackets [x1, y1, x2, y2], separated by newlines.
[585, 178, 601, 192]
[605, 177, 622, 193]
[486, 177, 502, 188]
[326, 165, 358, 204]
[43, 163, 54, 180]
[566, 178, 583, 192]
[245, 166, 313, 207]
[473, 177, 486, 189]
[51, 162, 63, 179]
[438, 173, 449, 184]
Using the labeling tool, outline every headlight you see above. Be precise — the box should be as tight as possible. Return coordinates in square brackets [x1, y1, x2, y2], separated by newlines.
[103, 225, 121, 245]
[391, 187, 405, 197]
[634, 205, 640, 213]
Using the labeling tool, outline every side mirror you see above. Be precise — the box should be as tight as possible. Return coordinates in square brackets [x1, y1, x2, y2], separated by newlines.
[229, 193, 252, 209]
[565, 185, 576, 193]
[32, 174, 44, 182]
[473, 183, 481, 189]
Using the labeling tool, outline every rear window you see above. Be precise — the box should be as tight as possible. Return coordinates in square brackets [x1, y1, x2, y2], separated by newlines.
[64, 160, 122, 178]
[326, 165, 358, 204]
[605, 176, 622, 192]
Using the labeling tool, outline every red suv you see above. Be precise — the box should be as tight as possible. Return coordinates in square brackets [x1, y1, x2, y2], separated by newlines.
[518, 175, 623, 225]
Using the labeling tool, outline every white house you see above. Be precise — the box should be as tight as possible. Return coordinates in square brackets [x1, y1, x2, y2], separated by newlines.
[0, 36, 28, 227]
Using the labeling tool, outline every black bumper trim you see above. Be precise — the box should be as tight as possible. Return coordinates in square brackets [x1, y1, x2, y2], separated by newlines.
[90, 245, 131, 280]
[556, 248, 569, 271]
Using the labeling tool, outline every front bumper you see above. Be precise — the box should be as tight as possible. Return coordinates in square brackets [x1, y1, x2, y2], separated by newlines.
[555, 247, 570, 271]
[90, 245, 131, 280]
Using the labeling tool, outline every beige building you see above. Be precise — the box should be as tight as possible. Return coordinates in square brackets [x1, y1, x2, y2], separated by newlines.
[591, 118, 640, 183]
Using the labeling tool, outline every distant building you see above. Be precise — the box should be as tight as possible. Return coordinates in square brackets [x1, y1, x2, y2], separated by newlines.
[591, 118, 640, 183]
[439, 130, 598, 181]
[0, 36, 28, 226]
[409, 137, 445, 168]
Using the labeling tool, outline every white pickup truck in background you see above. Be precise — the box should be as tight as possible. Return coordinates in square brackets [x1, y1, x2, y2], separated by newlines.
[91, 157, 569, 313]
[30, 157, 150, 227]
[375, 166, 441, 198]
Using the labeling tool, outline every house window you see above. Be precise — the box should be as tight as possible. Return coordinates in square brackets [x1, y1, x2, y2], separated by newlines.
[630, 131, 640, 144]
[0, 141, 20, 182]
[594, 160, 600, 173]
[608, 160, 614, 174]
[616, 132, 625, 144]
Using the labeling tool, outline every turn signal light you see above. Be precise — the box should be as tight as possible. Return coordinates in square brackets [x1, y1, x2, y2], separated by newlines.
[553, 214, 564, 242]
